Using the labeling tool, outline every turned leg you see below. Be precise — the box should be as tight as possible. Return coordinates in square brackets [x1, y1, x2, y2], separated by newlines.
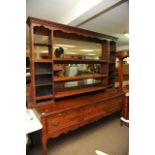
[120, 95, 126, 126]
[120, 93, 129, 126]
[42, 138, 47, 155]
[41, 119, 47, 155]
[124, 95, 129, 120]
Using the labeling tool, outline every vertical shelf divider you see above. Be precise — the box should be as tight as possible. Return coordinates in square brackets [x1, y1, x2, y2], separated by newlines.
[50, 30, 55, 101]
[30, 23, 36, 105]
[101, 40, 109, 88]
[30, 25, 55, 104]
[108, 41, 116, 87]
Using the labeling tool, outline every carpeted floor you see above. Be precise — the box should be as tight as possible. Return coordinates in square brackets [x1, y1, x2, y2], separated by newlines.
[27, 113, 129, 155]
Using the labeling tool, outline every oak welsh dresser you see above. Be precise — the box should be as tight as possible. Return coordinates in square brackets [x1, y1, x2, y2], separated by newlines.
[26, 17, 125, 155]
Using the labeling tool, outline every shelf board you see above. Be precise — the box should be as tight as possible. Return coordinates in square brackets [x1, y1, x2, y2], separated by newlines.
[54, 74, 107, 82]
[35, 72, 52, 75]
[34, 43, 51, 46]
[35, 83, 52, 87]
[54, 58, 107, 64]
[54, 68, 63, 71]
[55, 85, 106, 98]
[36, 95, 53, 100]
[34, 59, 52, 63]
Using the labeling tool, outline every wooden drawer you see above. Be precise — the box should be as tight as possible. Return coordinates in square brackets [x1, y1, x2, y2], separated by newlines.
[104, 97, 123, 113]
[83, 105, 94, 121]
[46, 96, 123, 133]
[97, 103, 106, 113]
[83, 97, 123, 121]
[47, 109, 80, 133]
[83, 104, 103, 121]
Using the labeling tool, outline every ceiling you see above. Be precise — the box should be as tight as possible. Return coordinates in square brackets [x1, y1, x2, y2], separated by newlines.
[26, 0, 129, 50]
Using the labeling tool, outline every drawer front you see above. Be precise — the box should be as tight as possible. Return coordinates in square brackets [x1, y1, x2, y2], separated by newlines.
[46, 96, 123, 133]
[83, 105, 94, 121]
[47, 109, 80, 132]
[83, 103, 104, 121]
[104, 97, 123, 113]
[83, 96, 123, 121]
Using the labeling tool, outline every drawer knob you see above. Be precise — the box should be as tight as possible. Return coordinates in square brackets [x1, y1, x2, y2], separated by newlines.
[58, 113, 66, 117]
[52, 121, 60, 126]
[58, 113, 62, 116]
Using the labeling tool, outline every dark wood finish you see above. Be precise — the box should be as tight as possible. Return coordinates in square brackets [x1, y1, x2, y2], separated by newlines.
[27, 17, 125, 155]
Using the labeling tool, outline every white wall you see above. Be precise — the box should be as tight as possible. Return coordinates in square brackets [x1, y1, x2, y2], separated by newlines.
[117, 45, 129, 51]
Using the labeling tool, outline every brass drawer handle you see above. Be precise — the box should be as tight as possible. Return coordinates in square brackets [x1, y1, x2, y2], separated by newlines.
[58, 113, 66, 117]
[52, 121, 60, 126]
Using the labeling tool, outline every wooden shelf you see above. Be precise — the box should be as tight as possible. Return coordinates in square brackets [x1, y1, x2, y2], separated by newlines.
[36, 95, 53, 100]
[35, 82, 52, 87]
[34, 43, 51, 46]
[34, 59, 52, 63]
[54, 68, 63, 71]
[55, 86, 106, 98]
[54, 58, 107, 64]
[35, 72, 52, 75]
[54, 74, 107, 82]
